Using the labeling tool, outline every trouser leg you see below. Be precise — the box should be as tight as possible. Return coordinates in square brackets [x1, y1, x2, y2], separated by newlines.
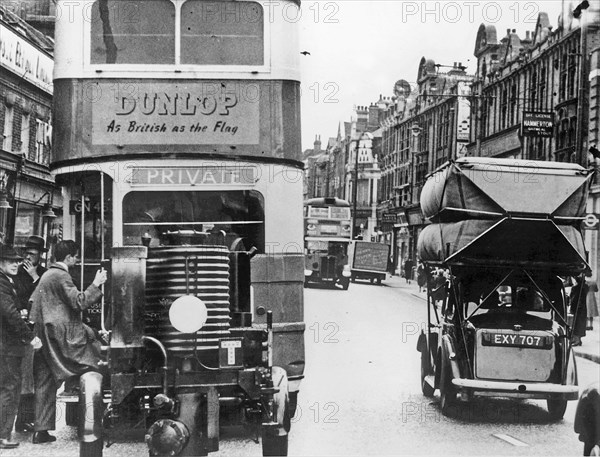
[0, 355, 23, 439]
[17, 346, 35, 425]
[33, 352, 59, 431]
[16, 394, 35, 425]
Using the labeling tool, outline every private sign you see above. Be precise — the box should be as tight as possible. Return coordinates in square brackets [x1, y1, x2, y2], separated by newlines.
[129, 166, 256, 186]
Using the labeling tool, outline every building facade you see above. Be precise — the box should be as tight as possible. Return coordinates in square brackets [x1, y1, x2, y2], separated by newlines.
[379, 60, 473, 272]
[0, 6, 57, 247]
[467, 2, 600, 277]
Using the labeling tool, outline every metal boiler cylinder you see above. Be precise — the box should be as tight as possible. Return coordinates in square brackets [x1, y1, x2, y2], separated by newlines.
[145, 246, 231, 361]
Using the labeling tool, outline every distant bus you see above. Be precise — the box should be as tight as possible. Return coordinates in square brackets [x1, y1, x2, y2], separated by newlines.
[303, 197, 352, 289]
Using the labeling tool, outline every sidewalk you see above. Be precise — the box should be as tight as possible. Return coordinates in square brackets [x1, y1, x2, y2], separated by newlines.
[385, 274, 600, 364]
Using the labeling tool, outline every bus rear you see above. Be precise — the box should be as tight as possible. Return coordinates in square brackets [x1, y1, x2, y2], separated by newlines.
[303, 197, 352, 290]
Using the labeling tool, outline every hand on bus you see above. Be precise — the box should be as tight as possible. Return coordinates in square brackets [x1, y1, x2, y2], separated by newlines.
[30, 336, 42, 350]
[93, 269, 108, 288]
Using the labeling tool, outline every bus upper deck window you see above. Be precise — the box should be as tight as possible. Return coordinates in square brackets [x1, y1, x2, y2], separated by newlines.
[90, 0, 175, 64]
[180, 1, 264, 65]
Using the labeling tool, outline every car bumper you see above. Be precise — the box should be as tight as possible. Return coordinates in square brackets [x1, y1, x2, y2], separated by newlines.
[452, 378, 579, 400]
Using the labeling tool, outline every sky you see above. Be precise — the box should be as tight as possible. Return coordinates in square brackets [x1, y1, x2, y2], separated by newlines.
[297, 0, 566, 150]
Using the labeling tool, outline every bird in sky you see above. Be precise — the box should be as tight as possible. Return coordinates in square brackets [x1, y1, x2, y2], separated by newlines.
[300, 51, 311, 56]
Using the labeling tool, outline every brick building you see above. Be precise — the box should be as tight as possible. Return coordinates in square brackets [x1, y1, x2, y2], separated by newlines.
[379, 60, 473, 271]
[467, 1, 600, 278]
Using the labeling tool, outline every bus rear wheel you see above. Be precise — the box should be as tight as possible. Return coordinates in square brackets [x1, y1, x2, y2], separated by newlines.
[80, 439, 103, 457]
[262, 367, 290, 456]
[340, 278, 350, 290]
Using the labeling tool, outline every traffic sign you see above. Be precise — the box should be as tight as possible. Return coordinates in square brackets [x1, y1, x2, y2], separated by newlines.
[582, 213, 600, 230]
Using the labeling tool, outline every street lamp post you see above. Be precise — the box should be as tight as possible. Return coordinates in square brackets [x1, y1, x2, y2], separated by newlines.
[574, 0, 590, 166]
[352, 138, 360, 238]
[409, 123, 422, 260]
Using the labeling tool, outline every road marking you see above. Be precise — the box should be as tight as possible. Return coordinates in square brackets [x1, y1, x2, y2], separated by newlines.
[492, 434, 529, 447]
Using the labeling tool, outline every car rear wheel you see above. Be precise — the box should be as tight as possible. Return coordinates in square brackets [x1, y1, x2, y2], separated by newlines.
[439, 361, 457, 417]
[420, 350, 434, 398]
[547, 399, 567, 420]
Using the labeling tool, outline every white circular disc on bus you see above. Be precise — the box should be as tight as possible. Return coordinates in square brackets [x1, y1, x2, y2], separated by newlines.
[169, 295, 208, 333]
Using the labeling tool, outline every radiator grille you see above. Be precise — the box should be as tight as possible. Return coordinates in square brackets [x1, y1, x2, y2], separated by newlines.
[145, 246, 230, 355]
[320, 255, 337, 280]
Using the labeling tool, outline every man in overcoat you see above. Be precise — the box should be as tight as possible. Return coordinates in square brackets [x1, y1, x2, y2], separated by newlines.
[13, 235, 48, 432]
[0, 244, 41, 449]
[29, 240, 107, 444]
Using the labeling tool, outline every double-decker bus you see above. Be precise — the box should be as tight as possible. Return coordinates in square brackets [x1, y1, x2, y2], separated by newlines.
[303, 197, 352, 289]
[51, 1, 304, 456]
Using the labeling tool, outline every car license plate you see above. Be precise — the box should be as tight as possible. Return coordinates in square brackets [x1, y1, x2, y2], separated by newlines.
[482, 332, 551, 349]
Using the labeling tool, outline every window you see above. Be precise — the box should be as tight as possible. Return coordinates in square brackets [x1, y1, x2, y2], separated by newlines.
[539, 66, 547, 109]
[559, 54, 568, 100]
[90, 0, 175, 64]
[35, 119, 50, 165]
[181, 0, 263, 65]
[3, 105, 14, 151]
[90, 0, 263, 66]
[13, 202, 41, 247]
[509, 83, 517, 125]
[123, 190, 265, 250]
[480, 98, 488, 137]
[500, 86, 508, 130]
[557, 118, 569, 150]
[21, 113, 30, 156]
[529, 70, 537, 110]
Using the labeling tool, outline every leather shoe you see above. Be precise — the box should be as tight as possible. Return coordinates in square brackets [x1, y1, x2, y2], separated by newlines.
[0, 438, 19, 449]
[14, 421, 34, 433]
[32, 431, 56, 444]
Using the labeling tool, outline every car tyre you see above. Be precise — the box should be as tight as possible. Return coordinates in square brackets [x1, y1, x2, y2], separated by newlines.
[439, 361, 457, 417]
[420, 349, 435, 398]
[547, 398, 568, 420]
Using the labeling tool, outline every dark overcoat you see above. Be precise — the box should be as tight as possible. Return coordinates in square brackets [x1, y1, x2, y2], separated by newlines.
[29, 264, 103, 381]
[14, 264, 47, 311]
[14, 264, 46, 394]
[0, 272, 34, 356]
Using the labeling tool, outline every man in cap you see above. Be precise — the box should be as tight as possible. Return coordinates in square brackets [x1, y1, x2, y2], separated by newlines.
[13, 235, 48, 433]
[0, 244, 42, 449]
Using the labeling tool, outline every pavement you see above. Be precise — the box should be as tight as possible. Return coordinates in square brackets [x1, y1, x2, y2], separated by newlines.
[384, 273, 600, 364]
